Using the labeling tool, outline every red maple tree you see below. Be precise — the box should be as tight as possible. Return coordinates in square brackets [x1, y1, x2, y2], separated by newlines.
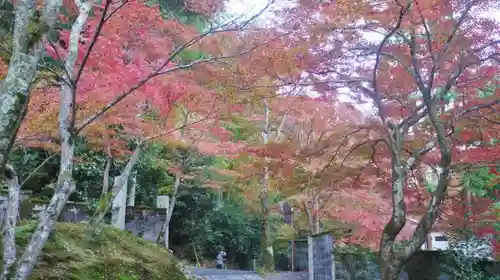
[276, 0, 499, 277]
[18, 0, 249, 156]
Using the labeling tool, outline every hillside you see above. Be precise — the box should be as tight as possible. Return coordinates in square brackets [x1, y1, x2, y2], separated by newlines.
[5, 222, 187, 280]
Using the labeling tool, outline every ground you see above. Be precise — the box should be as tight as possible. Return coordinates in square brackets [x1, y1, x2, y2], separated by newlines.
[189, 268, 308, 280]
[5, 222, 186, 280]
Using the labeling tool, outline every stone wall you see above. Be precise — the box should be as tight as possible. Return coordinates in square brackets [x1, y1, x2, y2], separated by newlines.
[16, 198, 167, 242]
[124, 207, 166, 242]
[19, 199, 90, 222]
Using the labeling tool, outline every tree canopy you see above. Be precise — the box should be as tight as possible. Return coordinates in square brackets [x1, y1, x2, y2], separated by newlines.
[0, 0, 498, 279]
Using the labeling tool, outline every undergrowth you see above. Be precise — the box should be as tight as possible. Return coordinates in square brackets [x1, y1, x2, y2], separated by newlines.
[2, 222, 187, 280]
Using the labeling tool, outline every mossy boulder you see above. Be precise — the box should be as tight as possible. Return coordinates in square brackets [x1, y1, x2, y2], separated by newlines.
[4, 222, 187, 280]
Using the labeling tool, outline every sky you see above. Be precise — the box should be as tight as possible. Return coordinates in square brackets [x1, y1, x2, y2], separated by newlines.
[226, 0, 282, 24]
[226, 0, 500, 22]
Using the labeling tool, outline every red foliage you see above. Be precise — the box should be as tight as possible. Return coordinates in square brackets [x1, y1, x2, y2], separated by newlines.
[19, 0, 229, 156]
[276, 0, 500, 250]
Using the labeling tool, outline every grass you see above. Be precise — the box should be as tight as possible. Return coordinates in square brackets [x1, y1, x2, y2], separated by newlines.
[3, 222, 187, 280]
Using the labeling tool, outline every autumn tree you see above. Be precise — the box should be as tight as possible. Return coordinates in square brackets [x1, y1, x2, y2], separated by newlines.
[0, 0, 279, 278]
[191, 29, 313, 270]
[278, 0, 499, 279]
[257, 96, 361, 236]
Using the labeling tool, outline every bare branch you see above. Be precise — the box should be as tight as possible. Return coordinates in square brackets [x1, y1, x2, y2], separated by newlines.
[20, 153, 57, 186]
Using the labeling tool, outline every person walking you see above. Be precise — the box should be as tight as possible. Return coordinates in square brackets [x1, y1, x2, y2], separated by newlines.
[215, 250, 226, 269]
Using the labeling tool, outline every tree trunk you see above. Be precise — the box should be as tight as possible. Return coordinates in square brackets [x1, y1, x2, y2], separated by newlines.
[157, 174, 181, 248]
[259, 101, 274, 271]
[12, 1, 93, 278]
[88, 144, 142, 232]
[303, 190, 320, 235]
[0, 0, 61, 170]
[13, 89, 76, 278]
[101, 151, 112, 197]
[378, 73, 453, 280]
[304, 202, 314, 235]
[380, 262, 403, 280]
[2, 164, 21, 278]
[127, 176, 136, 207]
[312, 191, 320, 234]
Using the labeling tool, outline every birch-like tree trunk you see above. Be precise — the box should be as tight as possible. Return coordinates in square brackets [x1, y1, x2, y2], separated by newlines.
[88, 144, 142, 231]
[0, 1, 61, 273]
[12, 1, 93, 278]
[157, 174, 181, 248]
[1, 165, 20, 278]
[259, 101, 273, 271]
[0, 0, 61, 168]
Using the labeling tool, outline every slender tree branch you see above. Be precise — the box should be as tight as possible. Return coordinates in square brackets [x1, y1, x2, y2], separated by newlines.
[20, 153, 57, 186]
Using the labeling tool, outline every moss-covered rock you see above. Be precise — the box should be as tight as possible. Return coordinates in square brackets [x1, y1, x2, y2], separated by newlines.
[4, 222, 187, 280]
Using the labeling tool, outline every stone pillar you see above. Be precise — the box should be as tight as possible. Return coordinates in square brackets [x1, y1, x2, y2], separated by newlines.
[309, 233, 335, 280]
[111, 178, 128, 230]
[156, 195, 169, 209]
[157, 195, 169, 247]
[127, 176, 136, 207]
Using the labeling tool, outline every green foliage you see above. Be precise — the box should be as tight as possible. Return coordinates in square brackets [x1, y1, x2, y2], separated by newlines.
[136, 142, 215, 204]
[334, 244, 380, 280]
[223, 115, 261, 142]
[170, 187, 262, 269]
[158, 0, 211, 32]
[462, 167, 499, 199]
[440, 250, 496, 280]
[0, 222, 187, 280]
[7, 148, 59, 195]
[442, 90, 459, 102]
[0, 0, 14, 62]
[175, 49, 208, 65]
[8, 139, 266, 271]
[26, 14, 51, 50]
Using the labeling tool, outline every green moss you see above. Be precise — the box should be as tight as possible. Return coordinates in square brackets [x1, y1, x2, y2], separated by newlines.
[29, 197, 50, 204]
[3, 222, 187, 280]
